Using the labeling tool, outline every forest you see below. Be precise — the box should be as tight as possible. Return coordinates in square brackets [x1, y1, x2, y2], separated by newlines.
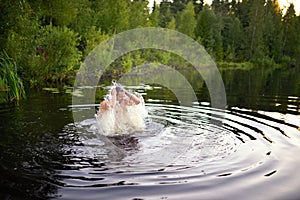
[0, 0, 299, 102]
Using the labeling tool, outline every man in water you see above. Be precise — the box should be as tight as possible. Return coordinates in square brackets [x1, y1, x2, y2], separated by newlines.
[99, 86, 141, 112]
[96, 85, 147, 135]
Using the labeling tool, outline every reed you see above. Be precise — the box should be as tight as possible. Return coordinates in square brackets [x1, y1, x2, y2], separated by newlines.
[0, 51, 26, 103]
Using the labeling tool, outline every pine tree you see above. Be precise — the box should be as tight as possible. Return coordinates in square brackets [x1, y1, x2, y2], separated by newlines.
[195, 5, 224, 60]
[263, 0, 283, 63]
[229, 0, 238, 16]
[129, 0, 149, 29]
[282, 3, 300, 66]
[193, 0, 204, 15]
[223, 16, 243, 61]
[149, 2, 160, 27]
[212, 0, 230, 15]
[95, 0, 130, 34]
[158, 1, 173, 28]
[195, 5, 215, 53]
[167, 17, 177, 30]
[246, 0, 265, 61]
[170, 0, 186, 15]
[177, 2, 196, 38]
[235, 0, 251, 28]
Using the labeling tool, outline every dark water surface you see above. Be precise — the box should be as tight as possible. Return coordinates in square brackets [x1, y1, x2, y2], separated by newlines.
[0, 67, 299, 200]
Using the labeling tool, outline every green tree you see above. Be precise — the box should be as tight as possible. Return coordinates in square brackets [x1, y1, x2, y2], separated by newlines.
[158, 2, 173, 28]
[94, 0, 130, 34]
[282, 4, 300, 66]
[170, 0, 186, 15]
[193, 0, 204, 15]
[235, 0, 251, 28]
[129, 0, 149, 28]
[195, 5, 224, 60]
[263, 0, 283, 63]
[32, 0, 77, 26]
[167, 17, 177, 30]
[149, 2, 160, 26]
[296, 16, 300, 66]
[212, 0, 230, 15]
[229, 0, 238, 16]
[0, 0, 21, 50]
[246, 0, 265, 61]
[222, 16, 243, 61]
[69, 0, 94, 35]
[195, 5, 215, 52]
[177, 1, 196, 38]
[5, 1, 40, 76]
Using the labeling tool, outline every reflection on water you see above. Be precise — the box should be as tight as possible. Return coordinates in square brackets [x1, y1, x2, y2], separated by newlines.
[0, 67, 299, 199]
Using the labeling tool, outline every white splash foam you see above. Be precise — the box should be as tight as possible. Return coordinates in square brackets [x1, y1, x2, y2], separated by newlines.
[95, 84, 148, 136]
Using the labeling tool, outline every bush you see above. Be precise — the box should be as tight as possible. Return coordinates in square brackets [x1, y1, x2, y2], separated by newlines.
[33, 25, 82, 83]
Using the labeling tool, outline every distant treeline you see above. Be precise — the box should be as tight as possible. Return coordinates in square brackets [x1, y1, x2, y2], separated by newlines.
[0, 0, 299, 87]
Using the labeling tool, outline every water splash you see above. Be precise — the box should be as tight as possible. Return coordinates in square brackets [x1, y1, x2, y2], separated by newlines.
[95, 82, 148, 136]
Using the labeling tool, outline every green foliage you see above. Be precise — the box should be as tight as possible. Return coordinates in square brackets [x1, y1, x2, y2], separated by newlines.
[195, 5, 224, 60]
[69, 0, 94, 35]
[158, 3, 173, 28]
[282, 4, 300, 66]
[218, 61, 254, 70]
[83, 26, 109, 58]
[26, 25, 82, 86]
[94, 0, 130, 34]
[4, 1, 81, 86]
[149, 2, 160, 26]
[195, 5, 216, 52]
[121, 53, 134, 73]
[1, 0, 299, 93]
[263, 0, 283, 62]
[222, 16, 243, 61]
[34, 0, 77, 26]
[177, 2, 196, 38]
[246, 0, 266, 60]
[166, 17, 177, 30]
[129, 0, 150, 28]
[0, 51, 26, 103]
[38, 26, 82, 80]
[5, 2, 40, 71]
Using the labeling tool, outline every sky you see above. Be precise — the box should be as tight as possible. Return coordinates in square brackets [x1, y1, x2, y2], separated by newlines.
[148, 0, 300, 15]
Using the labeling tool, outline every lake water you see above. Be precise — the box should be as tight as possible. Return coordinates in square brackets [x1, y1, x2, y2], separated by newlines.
[0, 67, 299, 199]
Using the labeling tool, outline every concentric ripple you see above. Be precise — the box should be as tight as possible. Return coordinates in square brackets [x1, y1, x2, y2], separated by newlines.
[58, 103, 300, 200]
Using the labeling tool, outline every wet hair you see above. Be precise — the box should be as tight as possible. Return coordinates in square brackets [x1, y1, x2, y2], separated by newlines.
[115, 86, 124, 94]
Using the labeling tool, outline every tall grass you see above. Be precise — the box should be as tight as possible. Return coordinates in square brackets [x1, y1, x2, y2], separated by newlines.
[0, 51, 26, 103]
